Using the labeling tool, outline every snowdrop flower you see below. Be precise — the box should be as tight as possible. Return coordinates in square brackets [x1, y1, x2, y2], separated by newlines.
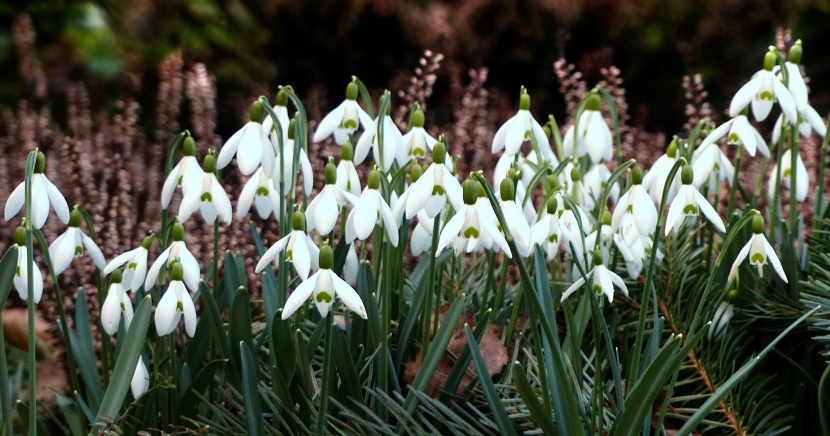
[778, 41, 808, 111]
[665, 166, 725, 235]
[344, 244, 359, 286]
[145, 222, 200, 291]
[436, 179, 511, 257]
[5, 151, 69, 229]
[771, 106, 827, 144]
[256, 211, 320, 280]
[611, 166, 657, 236]
[410, 211, 435, 256]
[345, 169, 399, 246]
[562, 93, 614, 163]
[708, 289, 737, 340]
[313, 82, 373, 145]
[131, 358, 150, 399]
[767, 149, 808, 202]
[399, 109, 439, 163]
[530, 197, 572, 260]
[584, 212, 614, 265]
[613, 214, 648, 280]
[729, 48, 797, 123]
[161, 136, 203, 209]
[355, 101, 404, 172]
[12, 226, 43, 303]
[337, 139, 362, 197]
[692, 142, 734, 192]
[104, 235, 153, 292]
[699, 115, 769, 158]
[262, 90, 291, 144]
[273, 119, 314, 196]
[498, 179, 532, 257]
[403, 142, 464, 219]
[237, 167, 281, 220]
[217, 101, 274, 176]
[492, 91, 555, 162]
[179, 155, 232, 225]
[306, 160, 359, 235]
[49, 208, 106, 275]
[101, 269, 134, 336]
[282, 244, 367, 320]
[561, 250, 628, 303]
[493, 154, 545, 223]
[559, 200, 592, 256]
[728, 214, 787, 283]
[642, 139, 682, 205]
[155, 261, 198, 337]
[583, 163, 620, 207]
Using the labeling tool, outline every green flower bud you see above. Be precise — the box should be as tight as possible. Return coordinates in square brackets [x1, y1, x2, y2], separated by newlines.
[34, 151, 46, 174]
[203, 154, 216, 173]
[172, 222, 185, 242]
[681, 165, 693, 185]
[548, 174, 560, 190]
[319, 244, 334, 269]
[763, 49, 776, 72]
[725, 288, 738, 303]
[433, 141, 447, 164]
[69, 208, 81, 227]
[111, 269, 123, 284]
[287, 119, 296, 140]
[341, 137, 354, 161]
[592, 250, 604, 266]
[570, 166, 581, 182]
[378, 97, 391, 116]
[141, 235, 154, 250]
[276, 90, 289, 107]
[585, 93, 601, 111]
[667, 138, 679, 158]
[183, 137, 196, 157]
[346, 82, 359, 101]
[477, 182, 486, 198]
[601, 210, 612, 226]
[631, 165, 644, 185]
[519, 93, 531, 111]
[751, 214, 765, 234]
[542, 124, 552, 139]
[14, 226, 26, 246]
[292, 210, 306, 231]
[367, 170, 382, 190]
[462, 179, 479, 205]
[171, 261, 184, 281]
[412, 109, 425, 128]
[410, 163, 423, 183]
[500, 178, 515, 202]
[789, 40, 802, 65]
[325, 160, 337, 184]
[249, 102, 263, 123]
[546, 197, 559, 214]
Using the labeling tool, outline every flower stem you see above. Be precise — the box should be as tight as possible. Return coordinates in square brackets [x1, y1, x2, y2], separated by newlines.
[0, 306, 11, 435]
[315, 313, 334, 436]
[213, 219, 220, 292]
[23, 150, 37, 435]
[421, 216, 441, 358]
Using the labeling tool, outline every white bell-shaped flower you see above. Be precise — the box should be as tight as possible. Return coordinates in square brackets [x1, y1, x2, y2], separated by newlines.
[771, 105, 827, 143]
[354, 104, 404, 172]
[179, 155, 232, 225]
[237, 167, 281, 220]
[49, 208, 106, 275]
[728, 214, 787, 283]
[336, 139, 363, 197]
[561, 251, 629, 303]
[345, 170, 399, 246]
[699, 115, 769, 158]
[642, 140, 683, 206]
[282, 245, 367, 320]
[410, 211, 435, 256]
[708, 299, 735, 341]
[611, 167, 657, 236]
[530, 196, 573, 261]
[101, 270, 134, 336]
[313, 82, 373, 145]
[161, 137, 203, 209]
[562, 93, 613, 164]
[436, 180, 511, 257]
[217, 101, 274, 176]
[613, 214, 648, 280]
[262, 90, 291, 144]
[5, 151, 69, 229]
[492, 91, 555, 162]
[306, 160, 359, 235]
[692, 142, 734, 192]
[131, 358, 150, 399]
[665, 166, 725, 235]
[729, 49, 797, 123]
[144, 222, 200, 291]
[399, 109, 440, 164]
[272, 119, 314, 196]
[104, 237, 152, 292]
[403, 142, 464, 220]
[255, 211, 320, 280]
[583, 163, 620, 207]
[767, 149, 808, 202]
[11, 227, 43, 304]
[497, 179, 532, 257]
[155, 261, 198, 337]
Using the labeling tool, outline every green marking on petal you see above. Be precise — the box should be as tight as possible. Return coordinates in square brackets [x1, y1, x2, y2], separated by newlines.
[201, 192, 212, 202]
[524, 130, 532, 140]
[759, 91, 774, 100]
[683, 204, 698, 215]
[750, 252, 766, 264]
[120, 303, 125, 311]
[783, 169, 792, 177]
[547, 234, 558, 243]
[256, 187, 269, 196]
[75, 246, 83, 257]
[463, 227, 480, 238]
[177, 301, 184, 312]
[178, 176, 183, 187]
[316, 291, 333, 303]
[593, 285, 602, 294]
[128, 262, 137, 270]
[286, 249, 293, 261]
[432, 185, 445, 196]
[728, 133, 740, 143]
[15, 266, 20, 276]
[342, 119, 358, 129]
[413, 148, 425, 157]
[627, 204, 633, 213]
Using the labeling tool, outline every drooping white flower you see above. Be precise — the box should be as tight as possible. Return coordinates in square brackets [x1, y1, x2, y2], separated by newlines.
[699, 115, 770, 158]
[642, 140, 682, 205]
[48, 208, 106, 275]
[403, 142, 464, 220]
[161, 136, 203, 209]
[729, 49, 797, 123]
[354, 106, 404, 172]
[559, 201, 592, 258]
[306, 160, 359, 235]
[131, 357, 150, 399]
[611, 167, 657, 236]
[399, 109, 440, 163]
[436, 180, 511, 257]
[492, 91, 555, 162]
[530, 196, 572, 261]
[410, 211, 436, 256]
[664, 166, 725, 235]
[155, 261, 198, 337]
[728, 215, 787, 283]
[144, 222, 200, 291]
[345, 170, 399, 246]
[583, 215, 614, 265]
[613, 214, 647, 280]
[5, 151, 69, 229]
[771, 105, 827, 143]
[497, 179, 532, 257]
[493, 153, 545, 223]
[282, 245, 367, 320]
[217, 101, 274, 176]
[11, 227, 43, 304]
[344, 243, 359, 286]
[691, 142, 735, 192]
[272, 120, 314, 196]
[179, 155, 233, 225]
[776, 42, 808, 111]
[562, 93, 613, 163]
[767, 148, 808, 202]
[313, 82, 373, 145]
[561, 251, 629, 303]
[105, 237, 152, 292]
[262, 90, 291, 144]
[237, 167, 281, 220]
[255, 211, 320, 280]
[583, 163, 620, 207]
[337, 139, 362, 197]
[101, 270, 134, 336]
[708, 300, 735, 341]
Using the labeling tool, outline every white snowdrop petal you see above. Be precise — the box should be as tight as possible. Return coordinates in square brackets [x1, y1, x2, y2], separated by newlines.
[4, 182, 25, 222]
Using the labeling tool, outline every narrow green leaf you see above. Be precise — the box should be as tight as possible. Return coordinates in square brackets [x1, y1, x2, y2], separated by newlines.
[512, 362, 559, 435]
[440, 311, 490, 402]
[90, 295, 153, 434]
[15, 401, 48, 434]
[200, 279, 240, 386]
[331, 325, 362, 401]
[230, 287, 254, 363]
[70, 290, 104, 410]
[240, 342, 264, 436]
[465, 325, 517, 436]
[57, 393, 86, 436]
[178, 359, 226, 418]
[0, 246, 18, 305]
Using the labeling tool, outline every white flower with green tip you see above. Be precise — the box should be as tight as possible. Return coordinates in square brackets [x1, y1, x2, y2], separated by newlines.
[101, 269, 133, 336]
[144, 222, 200, 291]
[767, 149, 808, 202]
[11, 227, 44, 304]
[155, 261, 198, 337]
[729, 48, 797, 123]
[642, 139, 682, 205]
[492, 90, 555, 162]
[664, 165, 725, 235]
[217, 101, 274, 176]
[5, 151, 69, 229]
[132, 358, 150, 399]
[561, 251, 629, 303]
[728, 214, 787, 283]
[611, 166, 657, 236]
[436, 179, 511, 257]
[49, 208, 106, 275]
[354, 102, 404, 172]
[272, 119, 314, 196]
[313, 82, 373, 145]
[345, 169, 399, 246]
[336, 138, 363, 197]
[691, 142, 734, 192]
[699, 115, 769, 158]
[237, 167, 281, 220]
[262, 90, 291, 144]
[179, 155, 232, 225]
[497, 178, 532, 257]
[306, 160, 359, 235]
[562, 93, 613, 164]
[162, 136, 203, 209]
[256, 210, 320, 280]
[403, 141, 463, 220]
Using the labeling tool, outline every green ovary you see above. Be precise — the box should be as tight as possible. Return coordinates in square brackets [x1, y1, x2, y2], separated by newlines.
[316, 291, 333, 303]
[201, 192, 212, 202]
[463, 227, 480, 238]
[682, 204, 698, 215]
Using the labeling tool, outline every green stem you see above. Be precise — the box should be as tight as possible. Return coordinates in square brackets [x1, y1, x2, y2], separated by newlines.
[813, 113, 830, 229]
[23, 150, 36, 435]
[491, 254, 510, 320]
[213, 220, 220, 292]
[421, 217, 441, 358]
[788, 126, 799, 230]
[0, 308, 11, 435]
[316, 313, 334, 436]
[770, 133, 785, 241]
